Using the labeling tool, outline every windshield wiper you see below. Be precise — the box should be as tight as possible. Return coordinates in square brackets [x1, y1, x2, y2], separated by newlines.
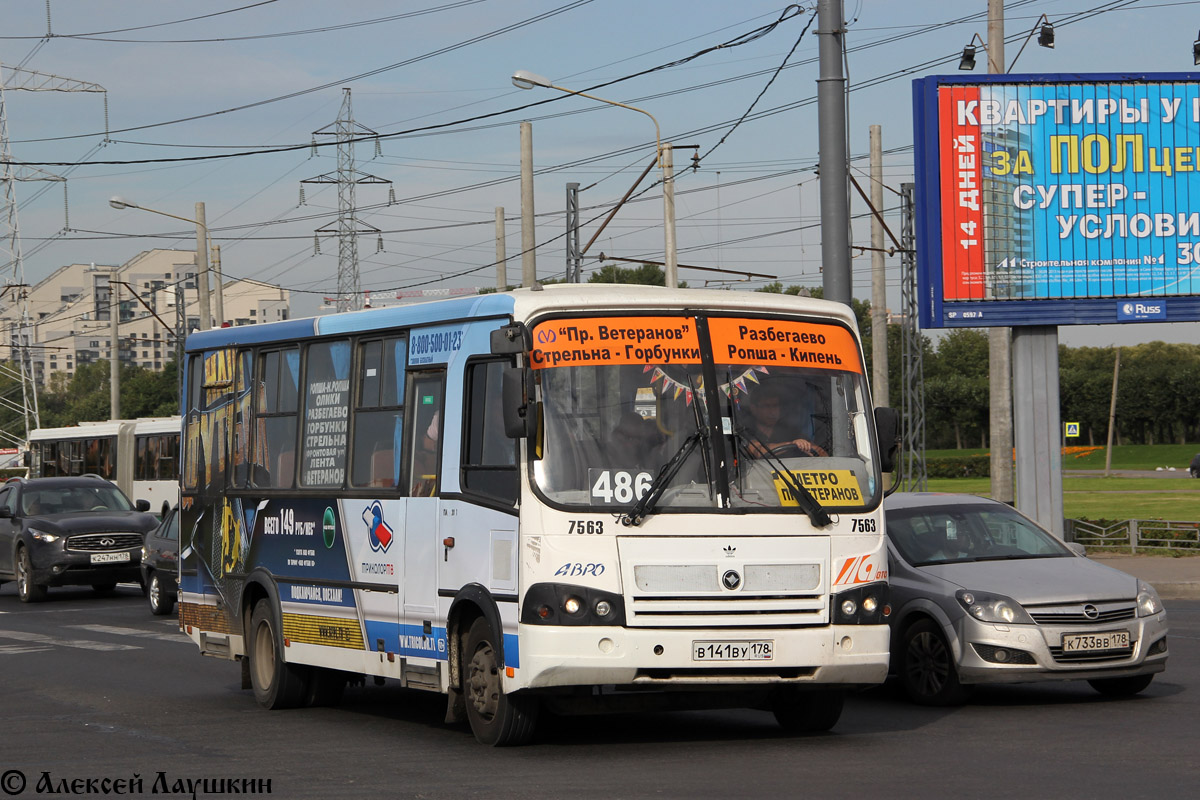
[621, 375, 710, 527]
[727, 383, 831, 527]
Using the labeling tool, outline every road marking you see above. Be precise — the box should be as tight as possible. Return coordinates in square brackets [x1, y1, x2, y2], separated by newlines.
[0, 643, 52, 654]
[0, 629, 139, 651]
[70, 624, 189, 643]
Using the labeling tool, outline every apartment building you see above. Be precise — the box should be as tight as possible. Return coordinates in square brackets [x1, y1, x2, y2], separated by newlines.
[1, 249, 290, 386]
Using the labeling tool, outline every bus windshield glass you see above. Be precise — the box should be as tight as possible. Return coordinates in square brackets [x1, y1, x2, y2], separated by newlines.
[530, 314, 879, 513]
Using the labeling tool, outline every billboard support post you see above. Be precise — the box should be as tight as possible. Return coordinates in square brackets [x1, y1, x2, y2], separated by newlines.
[1013, 326, 1064, 537]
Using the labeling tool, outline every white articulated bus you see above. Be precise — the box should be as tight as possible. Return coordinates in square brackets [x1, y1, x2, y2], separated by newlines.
[179, 285, 899, 745]
[27, 417, 180, 515]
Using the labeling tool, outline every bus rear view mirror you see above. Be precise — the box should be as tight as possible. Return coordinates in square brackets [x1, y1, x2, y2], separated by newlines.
[502, 366, 537, 439]
[490, 322, 530, 355]
[874, 407, 901, 473]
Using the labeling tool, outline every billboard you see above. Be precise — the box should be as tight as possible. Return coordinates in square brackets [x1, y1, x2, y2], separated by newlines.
[913, 73, 1200, 327]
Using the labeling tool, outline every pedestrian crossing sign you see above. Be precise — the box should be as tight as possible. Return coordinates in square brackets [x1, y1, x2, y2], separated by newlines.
[1064, 422, 1080, 438]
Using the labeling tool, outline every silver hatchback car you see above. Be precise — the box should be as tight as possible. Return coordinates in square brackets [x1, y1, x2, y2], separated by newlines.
[884, 493, 1168, 705]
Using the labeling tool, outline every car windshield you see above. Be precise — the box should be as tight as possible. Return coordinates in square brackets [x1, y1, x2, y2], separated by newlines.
[530, 314, 880, 515]
[886, 502, 1073, 566]
[21, 484, 134, 515]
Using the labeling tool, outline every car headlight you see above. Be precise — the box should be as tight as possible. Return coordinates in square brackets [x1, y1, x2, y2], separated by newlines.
[955, 589, 1033, 624]
[30, 529, 60, 543]
[1137, 581, 1164, 617]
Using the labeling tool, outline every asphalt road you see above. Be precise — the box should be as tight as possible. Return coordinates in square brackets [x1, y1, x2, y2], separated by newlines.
[1, 583, 1195, 800]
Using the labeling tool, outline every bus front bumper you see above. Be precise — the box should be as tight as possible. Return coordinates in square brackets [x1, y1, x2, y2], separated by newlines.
[512, 623, 889, 691]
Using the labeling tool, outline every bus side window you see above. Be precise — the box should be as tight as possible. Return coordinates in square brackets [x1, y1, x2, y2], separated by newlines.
[231, 350, 253, 488]
[351, 337, 406, 489]
[255, 348, 300, 489]
[406, 372, 444, 497]
[461, 359, 518, 504]
[299, 339, 351, 488]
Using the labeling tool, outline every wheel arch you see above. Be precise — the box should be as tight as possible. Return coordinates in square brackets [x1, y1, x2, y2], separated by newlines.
[240, 568, 281, 647]
[445, 583, 505, 690]
[893, 600, 961, 665]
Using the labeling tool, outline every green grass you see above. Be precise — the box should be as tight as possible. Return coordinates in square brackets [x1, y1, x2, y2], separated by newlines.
[922, 474, 1200, 520]
[926, 443, 1200, 471]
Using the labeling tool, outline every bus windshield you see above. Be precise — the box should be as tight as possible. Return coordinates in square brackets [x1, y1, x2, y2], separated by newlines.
[530, 314, 880, 514]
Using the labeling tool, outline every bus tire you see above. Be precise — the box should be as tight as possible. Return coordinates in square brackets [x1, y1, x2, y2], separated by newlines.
[463, 617, 538, 746]
[248, 600, 308, 710]
[771, 687, 844, 734]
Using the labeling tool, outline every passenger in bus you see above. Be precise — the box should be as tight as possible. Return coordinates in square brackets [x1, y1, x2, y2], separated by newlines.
[412, 411, 439, 496]
[741, 384, 827, 458]
[609, 412, 663, 469]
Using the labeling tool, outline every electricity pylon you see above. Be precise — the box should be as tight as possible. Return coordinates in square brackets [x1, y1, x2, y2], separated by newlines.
[1, 62, 106, 446]
[301, 88, 392, 313]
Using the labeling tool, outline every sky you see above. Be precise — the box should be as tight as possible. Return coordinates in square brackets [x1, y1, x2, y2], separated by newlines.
[2, 0, 1199, 347]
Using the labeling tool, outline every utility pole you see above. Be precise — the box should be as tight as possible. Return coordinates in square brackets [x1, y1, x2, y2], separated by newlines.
[109, 279, 119, 420]
[520, 121, 537, 287]
[987, 0, 1015, 505]
[900, 183, 927, 490]
[211, 243, 224, 326]
[817, 0, 851, 306]
[495, 207, 507, 290]
[869, 124, 888, 409]
[302, 88, 392, 312]
[661, 144, 678, 288]
[566, 183, 582, 283]
[194, 201, 212, 330]
[1104, 348, 1121, 476]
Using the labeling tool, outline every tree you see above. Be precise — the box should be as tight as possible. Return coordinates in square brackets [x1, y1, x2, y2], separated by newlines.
[588, 262, 686, 287]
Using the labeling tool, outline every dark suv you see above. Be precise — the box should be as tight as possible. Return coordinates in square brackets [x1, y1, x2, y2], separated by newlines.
[0, 476, 158, 603]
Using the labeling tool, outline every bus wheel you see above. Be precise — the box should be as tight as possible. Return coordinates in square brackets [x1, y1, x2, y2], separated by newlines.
[16, 547, 47, 603]
[248, 600, 307, 709]
[771, 687, 844, 734]
[462, 617, 538, 746]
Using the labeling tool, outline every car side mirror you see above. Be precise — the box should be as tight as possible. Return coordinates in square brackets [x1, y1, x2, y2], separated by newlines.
[0, 506, 11, 518]
[135, 499, 151, 512]
[1066, 542, 1087, 557]
[501, 366, 538, 439]
[874, 407, 901, 473]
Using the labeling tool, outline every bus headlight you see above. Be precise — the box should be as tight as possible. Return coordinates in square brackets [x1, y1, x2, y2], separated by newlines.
[833, 582, 888, 625]
[521, 583, 626, 626]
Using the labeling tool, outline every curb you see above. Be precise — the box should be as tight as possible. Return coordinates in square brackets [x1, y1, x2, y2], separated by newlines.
[1151, 582, 1200, 602]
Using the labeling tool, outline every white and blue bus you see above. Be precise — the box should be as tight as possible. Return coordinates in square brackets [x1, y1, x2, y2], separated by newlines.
[179, 285, 899, 745]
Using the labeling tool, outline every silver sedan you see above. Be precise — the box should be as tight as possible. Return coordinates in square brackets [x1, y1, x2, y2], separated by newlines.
[884, 493, 1168, 705]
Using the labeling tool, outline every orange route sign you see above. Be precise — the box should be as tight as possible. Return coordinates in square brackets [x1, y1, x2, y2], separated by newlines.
[529, 317, 701, 369]
[707, 317, 862, 374]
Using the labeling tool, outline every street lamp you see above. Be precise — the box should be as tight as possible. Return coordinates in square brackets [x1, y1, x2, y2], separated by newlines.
[511, 70, 678, 287]
[109, 196, 217, 329]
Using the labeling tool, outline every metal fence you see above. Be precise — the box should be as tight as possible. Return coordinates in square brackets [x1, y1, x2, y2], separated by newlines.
[1065, 518, 1200, 552]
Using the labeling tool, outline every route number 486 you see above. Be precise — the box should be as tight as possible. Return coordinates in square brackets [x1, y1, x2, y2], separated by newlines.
[590, 469, 653, 504]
